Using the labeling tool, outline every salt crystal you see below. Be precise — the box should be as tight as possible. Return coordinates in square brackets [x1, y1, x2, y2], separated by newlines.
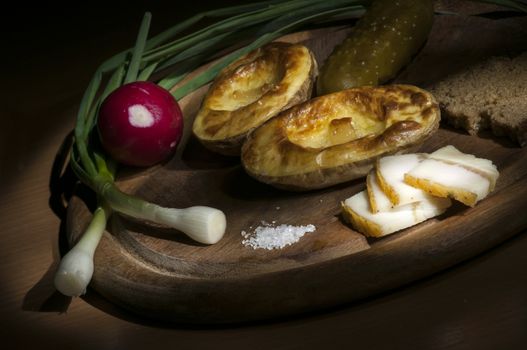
[241, 223, 316, 250]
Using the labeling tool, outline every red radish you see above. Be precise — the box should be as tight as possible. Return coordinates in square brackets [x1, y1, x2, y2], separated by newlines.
[97, 81, 183, 167]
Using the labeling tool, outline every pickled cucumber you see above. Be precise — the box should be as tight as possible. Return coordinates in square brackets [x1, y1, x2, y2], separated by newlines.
[317, 0, 434, 95]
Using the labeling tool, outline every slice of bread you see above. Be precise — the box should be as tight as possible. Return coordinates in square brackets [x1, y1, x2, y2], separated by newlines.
[430, 52, 527, 146]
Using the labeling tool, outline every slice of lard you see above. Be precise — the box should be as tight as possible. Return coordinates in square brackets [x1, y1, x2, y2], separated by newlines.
[404, 158, 496, 207]
[366, 170, 394, 213]
[375, 153, 437, 206]
[428, 145, 499, 191]
[342, 191, 452, 237]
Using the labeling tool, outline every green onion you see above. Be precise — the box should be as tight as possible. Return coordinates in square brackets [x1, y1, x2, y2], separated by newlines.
[137, 62, 158, 82]
[124, 12, 152, 84]
[54, 205, 110, 297]
[171, 4, 367, 100]
[56, 0, 527, 297]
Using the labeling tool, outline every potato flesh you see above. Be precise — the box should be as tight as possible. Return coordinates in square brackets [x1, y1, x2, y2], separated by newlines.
[342, 191, 451, 237]
[285, 105, 386, 149]
[208, 58, 281, 112]
[376, 154, 437, 206]
[405, 159, 492, 207]
[241, 85, 440, 191]
[194, 43, 314, 142]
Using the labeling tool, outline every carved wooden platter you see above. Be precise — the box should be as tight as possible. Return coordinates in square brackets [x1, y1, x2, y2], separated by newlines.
[67, 11, 527, 323]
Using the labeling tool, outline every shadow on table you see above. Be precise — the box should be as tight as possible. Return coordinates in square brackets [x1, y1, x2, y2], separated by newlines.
[22, 264, 72, 313]
[22, 131, 75, 313]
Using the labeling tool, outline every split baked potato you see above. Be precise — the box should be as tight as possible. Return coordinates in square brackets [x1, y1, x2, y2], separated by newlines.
[192, 42, 317, 155]
[241, 84, 440, 190]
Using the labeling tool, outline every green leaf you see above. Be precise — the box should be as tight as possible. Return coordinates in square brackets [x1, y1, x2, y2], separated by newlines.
[124, 12, 152, 84]
[137, 62, 159, 81]
[171, 4, 365, 100]
[101, 65, 126, 100]
[145, 0, 286, 49]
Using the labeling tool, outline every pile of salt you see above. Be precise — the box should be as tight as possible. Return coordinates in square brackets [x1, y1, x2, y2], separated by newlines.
[241, 222, 316, 250]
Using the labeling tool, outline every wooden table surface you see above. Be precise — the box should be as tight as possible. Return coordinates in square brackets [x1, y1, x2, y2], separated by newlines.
[2, 1, 526, 349]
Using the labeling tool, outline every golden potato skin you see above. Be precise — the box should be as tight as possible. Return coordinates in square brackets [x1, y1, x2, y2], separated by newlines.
[241, 85, 440, 190]
[193, 42, 317, 155]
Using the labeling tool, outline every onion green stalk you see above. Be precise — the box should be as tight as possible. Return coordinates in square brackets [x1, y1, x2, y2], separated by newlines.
[55, 0, 527, 297]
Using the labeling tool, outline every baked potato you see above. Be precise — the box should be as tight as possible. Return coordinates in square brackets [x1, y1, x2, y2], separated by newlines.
[241, 84, 440, 190]
[192, 42, 317, 155]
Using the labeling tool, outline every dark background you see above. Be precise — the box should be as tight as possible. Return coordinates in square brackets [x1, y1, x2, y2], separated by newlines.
[1, 1, 527, 349]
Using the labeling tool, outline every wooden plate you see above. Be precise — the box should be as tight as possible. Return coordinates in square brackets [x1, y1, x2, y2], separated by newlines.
[66, 11, 527, 323]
